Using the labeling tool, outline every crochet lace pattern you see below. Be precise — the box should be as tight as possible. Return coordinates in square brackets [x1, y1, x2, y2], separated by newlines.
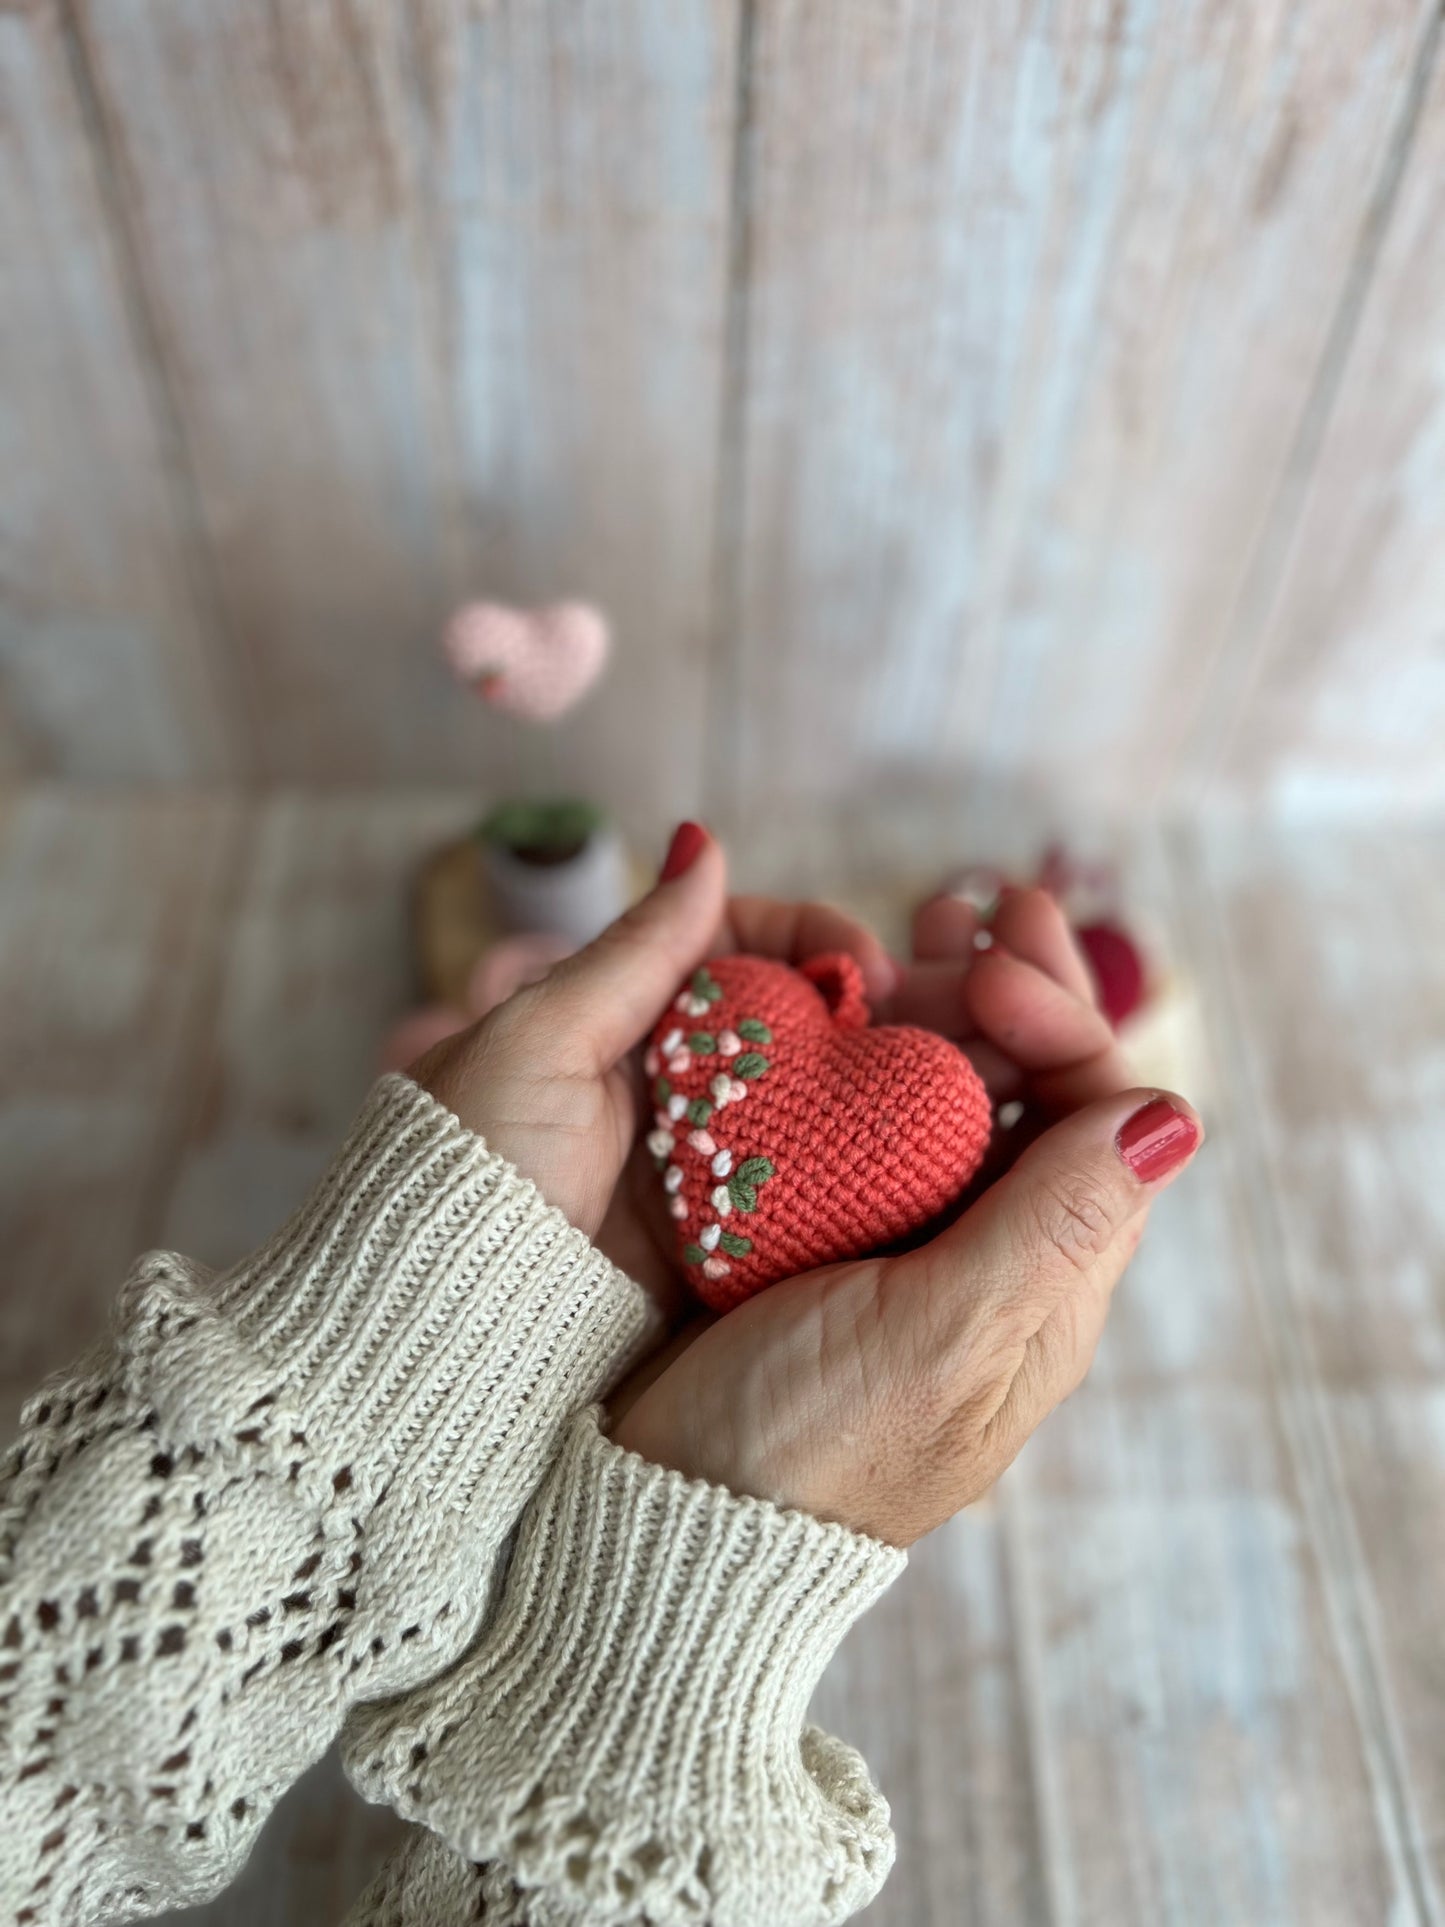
[0, 1078, 649, 1926]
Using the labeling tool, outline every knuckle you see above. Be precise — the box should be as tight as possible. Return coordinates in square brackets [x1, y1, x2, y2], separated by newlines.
[598, 902, 659, 959]
[1027, 1175, 1119, 1274]
[480, 983, 542, 1050]
[498, 979, 549, 1027]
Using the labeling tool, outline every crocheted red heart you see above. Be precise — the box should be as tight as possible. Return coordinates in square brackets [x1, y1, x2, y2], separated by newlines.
[644, 953, 992, 1311]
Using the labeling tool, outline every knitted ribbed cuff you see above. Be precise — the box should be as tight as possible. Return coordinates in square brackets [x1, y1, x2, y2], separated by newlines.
[346, 1408, 907, 1927]
[116, 1076, 654, 1519]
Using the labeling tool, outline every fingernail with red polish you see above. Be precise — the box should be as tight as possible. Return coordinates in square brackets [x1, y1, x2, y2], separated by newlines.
[660, 820, 708, 883]
[1116, 1096, 1201, 1183]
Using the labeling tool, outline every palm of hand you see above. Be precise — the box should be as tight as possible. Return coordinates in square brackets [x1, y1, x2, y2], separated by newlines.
[613, 1187, 1120, 1546]
[416, 1009, 637, 1243]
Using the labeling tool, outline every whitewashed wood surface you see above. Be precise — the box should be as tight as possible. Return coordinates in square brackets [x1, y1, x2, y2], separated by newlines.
[5, 1, 1445, 816]
[1, 789, 1440, 1925]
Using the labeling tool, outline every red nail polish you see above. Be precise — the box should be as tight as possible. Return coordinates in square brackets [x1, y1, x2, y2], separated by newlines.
[1116, 1096, 1200, 1183]
[660, 820, 708, 882]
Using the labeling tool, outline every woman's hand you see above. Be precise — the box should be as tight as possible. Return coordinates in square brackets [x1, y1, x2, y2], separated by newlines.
[887, 881, 1136, 1131]
[613, 888, 1204, 1545]
[409, 824, 896, 1319]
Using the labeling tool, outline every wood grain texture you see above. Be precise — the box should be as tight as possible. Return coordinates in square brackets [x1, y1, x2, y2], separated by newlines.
[7, 0, 1445, 811]
[0, 4, 238, 778]
[158, 791, 474, 1267]
[813, 1509, 1050, 1926]
[1194, 818, 1445, 1918]
[1210, 28, 1445, 814]
[0, 789, 241, 1421]
[727, 0, 1432, 822]
[74, 0, 736, 816]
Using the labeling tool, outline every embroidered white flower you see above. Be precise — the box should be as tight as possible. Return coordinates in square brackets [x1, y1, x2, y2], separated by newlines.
[661, 1027, 684, 1056]
[710, 1184, 732, 1216]
[699, 1223, 722, 1252]
[709, 1073, 733, 1105]
[710, 1149, 733, 1178]
[666, 1093, 688, 1123]
[646, 1128, 674, 1160]
[682, 993, 712, 1017]
[702, 1254, 731, 1281]
[663, 1164, 685, 1194]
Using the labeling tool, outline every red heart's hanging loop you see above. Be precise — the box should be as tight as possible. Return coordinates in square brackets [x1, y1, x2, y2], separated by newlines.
[799, 952, 871, 1030]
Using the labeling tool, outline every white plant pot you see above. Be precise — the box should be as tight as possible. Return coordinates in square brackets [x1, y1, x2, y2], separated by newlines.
[479, 824, 629, 946]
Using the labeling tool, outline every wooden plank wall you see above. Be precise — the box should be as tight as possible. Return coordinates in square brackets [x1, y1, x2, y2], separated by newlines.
[3, 0, 1444, 818]
[0, 8, 239, 777]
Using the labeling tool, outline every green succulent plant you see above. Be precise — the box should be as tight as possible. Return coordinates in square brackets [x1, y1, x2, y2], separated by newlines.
[477, 796, 607, 862]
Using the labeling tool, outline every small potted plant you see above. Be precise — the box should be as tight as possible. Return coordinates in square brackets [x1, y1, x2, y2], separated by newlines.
[474, 794, 628, 945]
[443, 599, 628, 945]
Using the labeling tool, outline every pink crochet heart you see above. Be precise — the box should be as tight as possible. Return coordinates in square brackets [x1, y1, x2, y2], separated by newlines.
[442, 601, 610, 722]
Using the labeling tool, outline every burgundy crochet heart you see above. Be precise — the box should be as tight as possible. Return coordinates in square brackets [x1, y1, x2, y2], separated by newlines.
[644, 953, 992, 1311]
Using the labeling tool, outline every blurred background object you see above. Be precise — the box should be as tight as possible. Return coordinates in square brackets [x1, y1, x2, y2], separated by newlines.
[3, 4, 1444, 1924]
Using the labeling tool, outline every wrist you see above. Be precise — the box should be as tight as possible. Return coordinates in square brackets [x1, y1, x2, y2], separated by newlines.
[346, 1407, 905, 1925]
[613, 1344, 874, 1541]
[117, 1076, 657, 1703]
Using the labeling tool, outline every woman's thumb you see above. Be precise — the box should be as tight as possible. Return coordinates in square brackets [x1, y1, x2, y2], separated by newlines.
[530, 823, 728, 1070]
[937, 1087, 1204, 1322]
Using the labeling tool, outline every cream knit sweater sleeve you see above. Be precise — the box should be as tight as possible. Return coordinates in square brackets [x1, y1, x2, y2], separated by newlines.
[344, 1408, 907, 1927]
[0, 1075, 652, 1926]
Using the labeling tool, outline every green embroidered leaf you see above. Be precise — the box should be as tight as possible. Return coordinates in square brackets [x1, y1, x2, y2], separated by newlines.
[719, 1232, 753, 1258]
[737, 1019, 773, 1044]
[688, 1031, 716, 1054]
[732, 1052, 769, 1080]
[683, 1243, 706, 1266]
[686, 1097, 714, 1127]
[727, 1178, 758, 1213]
[654, 1075, 671, 1103]
[736, 1157, 775, 1187]
[691, 967, 723, 1004]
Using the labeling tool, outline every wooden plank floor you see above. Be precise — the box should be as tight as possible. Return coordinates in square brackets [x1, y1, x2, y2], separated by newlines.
[1, 790, 1440, 1926]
